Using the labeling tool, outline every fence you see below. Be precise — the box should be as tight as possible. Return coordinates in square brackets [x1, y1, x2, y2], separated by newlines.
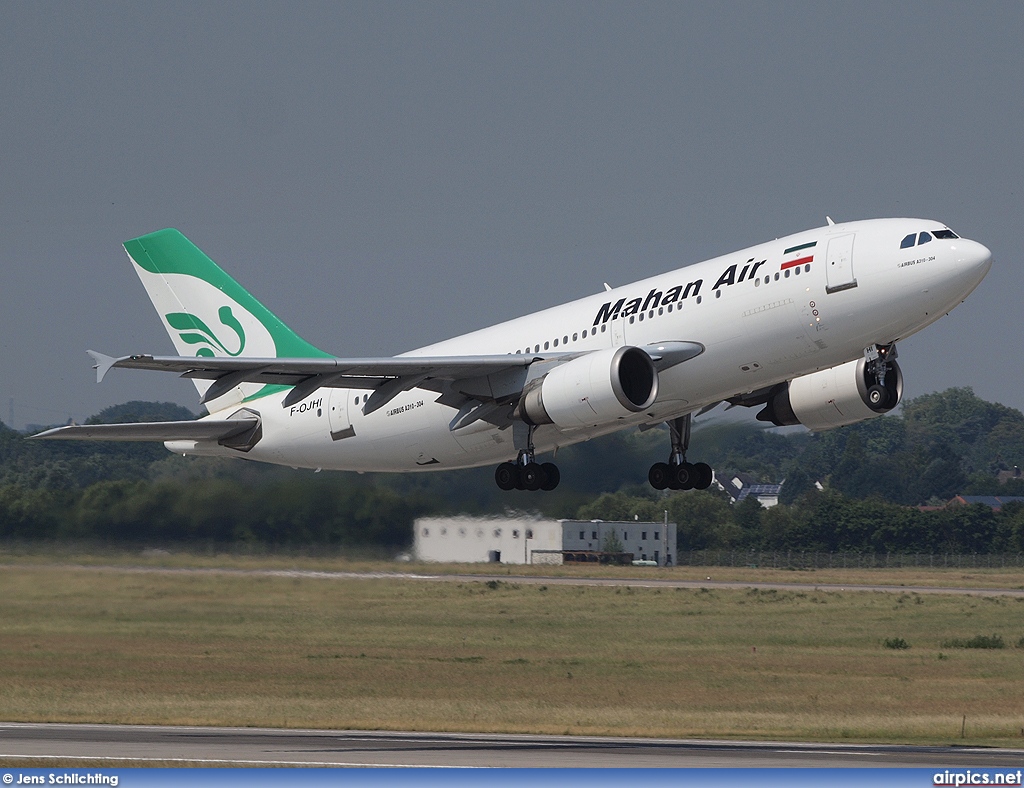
[676, 551, 1024, 569]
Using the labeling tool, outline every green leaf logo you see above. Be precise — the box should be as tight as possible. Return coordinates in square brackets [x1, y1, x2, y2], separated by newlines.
[165, 306, 246, 357]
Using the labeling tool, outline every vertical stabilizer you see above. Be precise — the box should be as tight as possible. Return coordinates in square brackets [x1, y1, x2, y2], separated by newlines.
[124, 229, 330, 409]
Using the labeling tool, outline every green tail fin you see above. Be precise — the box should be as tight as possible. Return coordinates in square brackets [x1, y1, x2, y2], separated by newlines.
[124, 229, 330, 406]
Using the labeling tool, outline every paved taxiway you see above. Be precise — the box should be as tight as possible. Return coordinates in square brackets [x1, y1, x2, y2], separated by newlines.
[27, 564, 1024, 598]
[2, 724, 1023, 767]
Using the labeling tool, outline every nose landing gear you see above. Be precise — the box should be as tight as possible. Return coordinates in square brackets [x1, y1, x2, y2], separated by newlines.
[865, 343, 899, 411]
[648, 414, 714, 491]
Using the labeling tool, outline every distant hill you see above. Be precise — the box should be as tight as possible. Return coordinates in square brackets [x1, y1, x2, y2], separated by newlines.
[86, 401, 197, 425]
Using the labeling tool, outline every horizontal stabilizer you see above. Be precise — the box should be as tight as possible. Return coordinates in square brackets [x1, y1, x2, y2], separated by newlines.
[30, 418, 257, 443]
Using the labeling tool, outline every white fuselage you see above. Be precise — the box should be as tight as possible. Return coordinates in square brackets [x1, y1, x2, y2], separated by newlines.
[196, 218, 992, 472]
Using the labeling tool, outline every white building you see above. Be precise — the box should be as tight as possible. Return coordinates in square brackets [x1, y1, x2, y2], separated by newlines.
[560, 520, 675, 565]
[414, 516, 677, 566]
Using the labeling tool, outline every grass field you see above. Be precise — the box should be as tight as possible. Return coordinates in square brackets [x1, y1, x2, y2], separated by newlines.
[4, 542, 1024, 588]
[2, 552, 1024, 746]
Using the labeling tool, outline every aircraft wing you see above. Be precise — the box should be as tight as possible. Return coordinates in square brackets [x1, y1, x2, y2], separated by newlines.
[90, 350, 535, 385]
[87, 350, 545, 411]
[85, 340, 705, 421]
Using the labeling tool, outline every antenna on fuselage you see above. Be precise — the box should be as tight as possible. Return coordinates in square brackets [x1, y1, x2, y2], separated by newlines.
[826, 216, 836, 226]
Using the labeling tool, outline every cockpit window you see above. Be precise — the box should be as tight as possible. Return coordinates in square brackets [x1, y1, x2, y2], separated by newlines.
[900, 233, 916, 249]
[933, 229, 959, 239]
[918, 232, 932, 245]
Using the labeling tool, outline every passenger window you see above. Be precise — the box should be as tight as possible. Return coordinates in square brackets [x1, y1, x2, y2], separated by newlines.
[900, 233, 916, 249]
[553, 338, 559, 347]
[918, 232, 932, 245]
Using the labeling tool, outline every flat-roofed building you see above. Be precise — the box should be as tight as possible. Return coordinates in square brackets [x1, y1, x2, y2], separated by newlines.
[414, 517, 676, 566]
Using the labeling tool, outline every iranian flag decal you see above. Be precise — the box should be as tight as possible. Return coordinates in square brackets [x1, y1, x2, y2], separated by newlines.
[782, 240, 816, 270]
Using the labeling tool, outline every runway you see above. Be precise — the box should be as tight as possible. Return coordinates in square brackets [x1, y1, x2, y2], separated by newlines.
[26, 563, 1024, 598]
[2, 723, 1022, 767]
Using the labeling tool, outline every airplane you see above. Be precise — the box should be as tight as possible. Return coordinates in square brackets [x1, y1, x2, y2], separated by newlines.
[33, 218, 992, 492]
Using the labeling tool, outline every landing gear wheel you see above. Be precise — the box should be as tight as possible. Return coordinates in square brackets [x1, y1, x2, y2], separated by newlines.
[540, 462, 560, 491]
[672, 462, 696, 491]
[495, 462, 518, 491]
[692, 462, 714, 490]
[521, 462, 543, 491]
[867, 384, 890, 410]
[648, 462, 671, 490]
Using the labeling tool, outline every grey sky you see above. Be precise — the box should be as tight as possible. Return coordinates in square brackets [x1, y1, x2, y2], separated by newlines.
[1, 1, 1020, 429]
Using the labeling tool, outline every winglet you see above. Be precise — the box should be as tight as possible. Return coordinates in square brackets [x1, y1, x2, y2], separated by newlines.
[87, 350, 122, 383]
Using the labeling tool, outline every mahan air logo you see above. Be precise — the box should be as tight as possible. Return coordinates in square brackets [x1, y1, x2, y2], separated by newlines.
[166, 306, 246, 357]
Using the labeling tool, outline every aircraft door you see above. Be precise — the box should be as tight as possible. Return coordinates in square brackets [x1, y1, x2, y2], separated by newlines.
[328, 388, 355, 441]
[825, 234, 857, 293]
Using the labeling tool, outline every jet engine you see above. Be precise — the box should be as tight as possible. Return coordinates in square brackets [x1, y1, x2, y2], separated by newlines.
[518, 346, 659, 429]
[757, 357, 903, 431]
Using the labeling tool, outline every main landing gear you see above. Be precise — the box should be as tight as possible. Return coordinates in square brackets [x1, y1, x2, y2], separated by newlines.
[494, 424, 560, 492]
[495, 456, 560, 491]
[648, 414, 714, 491]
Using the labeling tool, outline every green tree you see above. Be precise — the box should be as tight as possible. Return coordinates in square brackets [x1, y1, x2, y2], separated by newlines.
[666, 489, 732, 550]
[577, 492, 661, 522]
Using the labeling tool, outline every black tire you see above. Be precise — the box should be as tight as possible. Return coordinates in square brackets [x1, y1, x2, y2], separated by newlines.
[867, 384, 890, 410]
[692, 462, 714, 490]
[495, 462, 518, 491]
[521, 462, 543, 491]
[648, 462, 671, 490]
[673, 462, 695, 491]
[540, 462, 560, 491]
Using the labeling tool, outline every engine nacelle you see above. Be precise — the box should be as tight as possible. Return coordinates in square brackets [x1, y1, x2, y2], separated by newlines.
[758, 357, 903, 431]
[519, 346, 659, 429]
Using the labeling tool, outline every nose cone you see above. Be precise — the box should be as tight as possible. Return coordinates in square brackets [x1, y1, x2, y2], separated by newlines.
[955, 238, 993, 283]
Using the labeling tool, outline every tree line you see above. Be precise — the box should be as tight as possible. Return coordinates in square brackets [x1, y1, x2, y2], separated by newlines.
[578, 487, 1024, 554]
[2, 388, 1023, 551]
